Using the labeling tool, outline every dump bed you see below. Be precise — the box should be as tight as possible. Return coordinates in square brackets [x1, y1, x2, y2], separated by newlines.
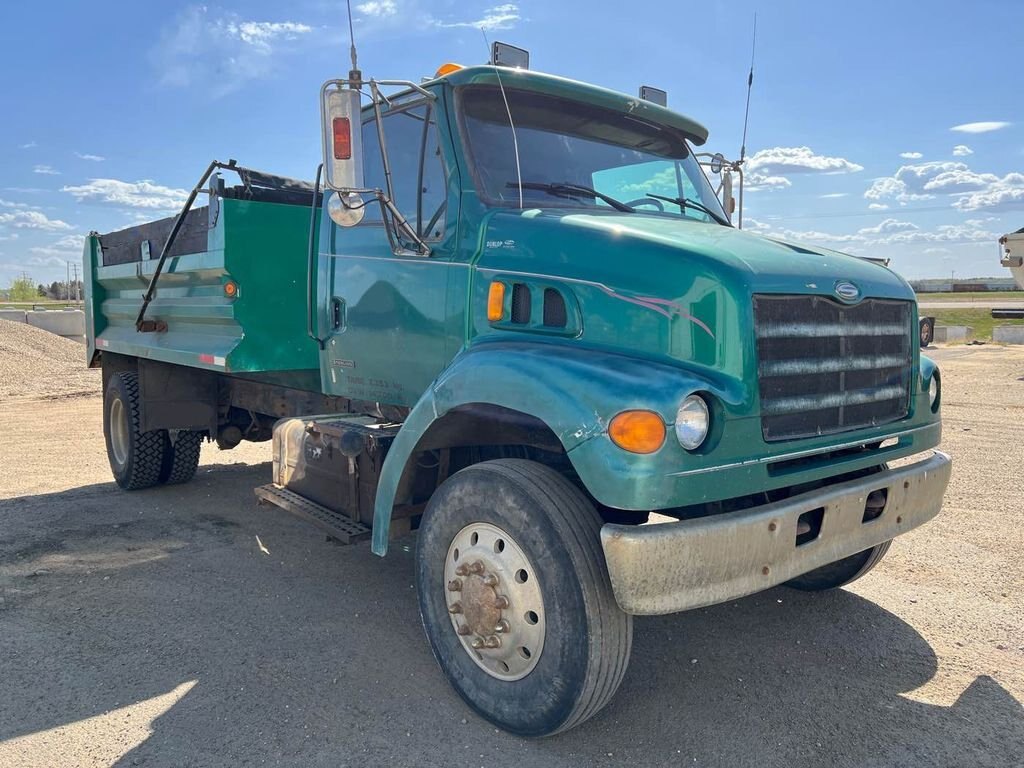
[84, 168, 323, 390]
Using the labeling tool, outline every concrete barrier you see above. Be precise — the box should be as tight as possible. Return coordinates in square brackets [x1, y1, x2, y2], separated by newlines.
[934, 325, 973, 343]
[993, 325, 1024, 344]
[0, 309, 28, 323]
[25, 309, 86, 343]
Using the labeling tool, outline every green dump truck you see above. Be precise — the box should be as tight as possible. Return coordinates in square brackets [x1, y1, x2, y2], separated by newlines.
[84, 49, 951, 736]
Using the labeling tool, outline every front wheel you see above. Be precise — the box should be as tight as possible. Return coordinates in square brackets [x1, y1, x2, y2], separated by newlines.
[416, 459, 632, 737]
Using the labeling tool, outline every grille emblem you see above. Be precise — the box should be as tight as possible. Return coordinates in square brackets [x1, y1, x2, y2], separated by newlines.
[834, 281, 861, 303]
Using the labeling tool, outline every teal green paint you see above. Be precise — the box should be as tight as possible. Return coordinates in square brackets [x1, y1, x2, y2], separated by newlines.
[83, 75, 943, 560]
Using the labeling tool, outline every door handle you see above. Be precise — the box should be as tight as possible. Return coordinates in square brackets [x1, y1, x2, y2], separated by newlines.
[331, 297, 345, 330]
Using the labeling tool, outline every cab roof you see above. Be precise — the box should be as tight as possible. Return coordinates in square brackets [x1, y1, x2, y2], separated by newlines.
[430, 65, 710, 146]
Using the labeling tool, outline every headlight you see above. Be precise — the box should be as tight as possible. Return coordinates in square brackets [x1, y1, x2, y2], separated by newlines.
[675, 395, 710, 450]
[928, 374, 940, 411]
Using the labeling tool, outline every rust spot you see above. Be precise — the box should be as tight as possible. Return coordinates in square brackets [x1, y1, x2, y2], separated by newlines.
[897, 515, 903, 524]
[762, 566, 771, 576]
[768, 521, 777, 532]
[904, 480, 910, 490]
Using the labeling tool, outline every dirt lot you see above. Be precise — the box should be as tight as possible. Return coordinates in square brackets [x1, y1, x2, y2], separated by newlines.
[1, 344, 1022, 767]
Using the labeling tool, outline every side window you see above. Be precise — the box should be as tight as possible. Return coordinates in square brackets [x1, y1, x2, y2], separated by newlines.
[360, 103, 446, 240]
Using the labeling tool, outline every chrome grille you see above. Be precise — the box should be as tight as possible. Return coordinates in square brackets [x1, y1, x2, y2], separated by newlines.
[754, 295, 913, 442]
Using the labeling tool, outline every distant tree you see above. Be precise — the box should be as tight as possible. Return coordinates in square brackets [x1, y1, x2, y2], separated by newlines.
[48, 281, 62, 299]
[9, 275, 36, 302]
[37, 283, 47, 297]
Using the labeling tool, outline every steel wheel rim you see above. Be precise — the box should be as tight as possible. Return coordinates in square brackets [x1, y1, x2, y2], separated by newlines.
[444, 522, 545, 681]
[110, 397, 129, 466]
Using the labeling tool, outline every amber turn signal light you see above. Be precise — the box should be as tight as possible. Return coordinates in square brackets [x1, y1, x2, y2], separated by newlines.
[608, 410, 666, 454]
[487, 281, 506, 322]
[224, 280, 239, 298]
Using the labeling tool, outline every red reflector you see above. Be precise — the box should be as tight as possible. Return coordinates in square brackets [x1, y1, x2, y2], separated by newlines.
[332, 117, 352, 160]
[198, 354, 215, 364]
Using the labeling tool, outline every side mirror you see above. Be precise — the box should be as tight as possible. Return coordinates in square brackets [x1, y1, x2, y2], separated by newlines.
[721, 170, 736, 216]
[321, 83, 364, 191]
[710, 152, 725, 175]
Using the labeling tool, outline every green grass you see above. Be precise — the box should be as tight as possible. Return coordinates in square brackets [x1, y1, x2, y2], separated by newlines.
[915, 290, 1022, 301]
[927, 307, 1024, 341]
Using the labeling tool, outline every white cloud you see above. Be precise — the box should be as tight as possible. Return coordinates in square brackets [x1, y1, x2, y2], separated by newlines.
[75, 152, 105, 162]
[356, 0, 397, 17]
[819, 193, 848, 199]
[953, 178, 1024, 212]
[0, 210, 74, 231]
[952, 144, 973, 157]
[33, 164, 60, 175]
[753, 216, 995, 250]
[29, 234, 87, 258]
[746, 146, 863, 176]
[864, 161, 983, 204]
[62, 178, 188, 210]
[153, 6, 313, 96]
[435, 3, 520, 30]
[858, 218, 919, 236]
[899, 151, 923, 159]
[868, 203, 889, 210]
[745, 173, 792, 192]
[950, 121, 1010, 134]
[19, 141, 38, 150]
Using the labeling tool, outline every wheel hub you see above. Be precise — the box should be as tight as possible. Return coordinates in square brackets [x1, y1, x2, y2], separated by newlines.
[444, 522, 544, 681]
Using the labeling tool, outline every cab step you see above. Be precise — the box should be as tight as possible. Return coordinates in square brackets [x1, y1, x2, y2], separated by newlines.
[254, 483, 371, 545]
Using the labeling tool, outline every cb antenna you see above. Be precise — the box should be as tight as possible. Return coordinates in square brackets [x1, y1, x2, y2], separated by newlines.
[345, 0, 362, 85]
[738, 13, 757, 165]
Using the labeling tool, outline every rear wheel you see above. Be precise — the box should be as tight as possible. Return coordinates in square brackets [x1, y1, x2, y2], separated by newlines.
[416, 459, 632, 737]
[160, 430, 204, 485]
[784, 540, 893, 591]
[103, 372, 166, 490]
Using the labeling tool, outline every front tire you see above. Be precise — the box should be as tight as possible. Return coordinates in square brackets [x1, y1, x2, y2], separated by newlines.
[416, 459, 632, 737]
[784, 540, 892, 591]
[103, 372, 166, 490]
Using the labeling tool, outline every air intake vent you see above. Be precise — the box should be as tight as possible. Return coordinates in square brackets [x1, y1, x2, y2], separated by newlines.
[543, 289, 567, 327]
[511, 283, 531, 324]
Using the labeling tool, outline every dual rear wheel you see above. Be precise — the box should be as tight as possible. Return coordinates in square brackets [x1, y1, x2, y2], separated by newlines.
[103, 371, 204, 490]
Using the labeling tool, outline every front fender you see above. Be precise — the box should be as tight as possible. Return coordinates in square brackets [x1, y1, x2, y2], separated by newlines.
[371, 341, 740, 554]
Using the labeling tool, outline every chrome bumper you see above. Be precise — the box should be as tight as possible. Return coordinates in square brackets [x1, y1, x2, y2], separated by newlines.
[600, 450, 952, 615]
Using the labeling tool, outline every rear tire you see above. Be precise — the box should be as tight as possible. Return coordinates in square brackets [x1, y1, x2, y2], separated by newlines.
[784, 540, 892, 591]
[416, 459, 632, 737]
[103, 372, 166, 490]
[160, 430, 204, 485]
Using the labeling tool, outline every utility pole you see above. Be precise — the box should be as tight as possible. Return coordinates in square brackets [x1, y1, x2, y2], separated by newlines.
[72, 263, 80, 302]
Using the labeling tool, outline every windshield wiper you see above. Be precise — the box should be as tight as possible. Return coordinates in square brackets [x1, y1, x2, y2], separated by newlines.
[646, 192, 731, 226]
[507, 181, 635, 213]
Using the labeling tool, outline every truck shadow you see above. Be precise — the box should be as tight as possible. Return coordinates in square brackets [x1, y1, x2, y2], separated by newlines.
[0, 464, 1020, 767]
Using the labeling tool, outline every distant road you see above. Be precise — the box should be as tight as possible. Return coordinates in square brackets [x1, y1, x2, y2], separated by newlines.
[918, 299, 1024, 309]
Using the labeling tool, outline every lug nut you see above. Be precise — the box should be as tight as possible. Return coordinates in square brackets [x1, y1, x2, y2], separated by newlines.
[494, 595, 510, 609]
[457, 625, 472, 636]
[494, 619, 510, 634]
[448, 602, 463, 614]
[447, 579, 462, 592]
[468, 561, 485, 575]
[455, 564, 469, 577]
[482, 573, 498, 587]
[484, 635, 501, 649]
[470, 637, 484, 649]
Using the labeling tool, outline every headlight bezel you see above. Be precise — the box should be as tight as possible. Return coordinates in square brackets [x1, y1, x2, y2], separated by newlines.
[928, 372, 940, 412]
[675, 394, 710, 451]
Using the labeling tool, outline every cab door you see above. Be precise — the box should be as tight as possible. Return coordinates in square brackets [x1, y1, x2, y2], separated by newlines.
[318, 96, 459, 407]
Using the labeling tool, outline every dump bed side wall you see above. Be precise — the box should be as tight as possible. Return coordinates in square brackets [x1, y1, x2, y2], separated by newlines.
[86, 197, 322, 386]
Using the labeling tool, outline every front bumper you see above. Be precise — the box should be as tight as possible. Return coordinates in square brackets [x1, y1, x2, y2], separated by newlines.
[600, 450, 952, 615]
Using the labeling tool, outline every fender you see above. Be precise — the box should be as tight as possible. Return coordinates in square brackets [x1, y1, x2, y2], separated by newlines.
[371, 341, 744, 554]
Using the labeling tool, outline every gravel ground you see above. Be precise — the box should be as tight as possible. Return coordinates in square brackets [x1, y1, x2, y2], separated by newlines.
[0, 344, 1022, 767]
[0, 319, 98, 400]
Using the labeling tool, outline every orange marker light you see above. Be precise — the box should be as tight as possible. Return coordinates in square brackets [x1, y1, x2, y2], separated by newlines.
[608, 410, 666, 454]
[487, 281, 506, 322]
[332, 117, 352, 160]
[435, 62, 465, 77]
[224, 280, 239, 298]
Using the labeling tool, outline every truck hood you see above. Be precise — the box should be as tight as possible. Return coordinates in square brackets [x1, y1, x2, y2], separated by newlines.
[475, 209, 916, 382]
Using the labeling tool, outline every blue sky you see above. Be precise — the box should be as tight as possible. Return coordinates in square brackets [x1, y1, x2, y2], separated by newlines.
[2, 0, 1022, 286]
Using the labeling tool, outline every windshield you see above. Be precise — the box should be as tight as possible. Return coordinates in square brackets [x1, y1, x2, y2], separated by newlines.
[459, 85, 728, 224]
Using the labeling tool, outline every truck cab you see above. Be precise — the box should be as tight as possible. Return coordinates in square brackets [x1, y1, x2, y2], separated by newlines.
[85, 54, 951, 737]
